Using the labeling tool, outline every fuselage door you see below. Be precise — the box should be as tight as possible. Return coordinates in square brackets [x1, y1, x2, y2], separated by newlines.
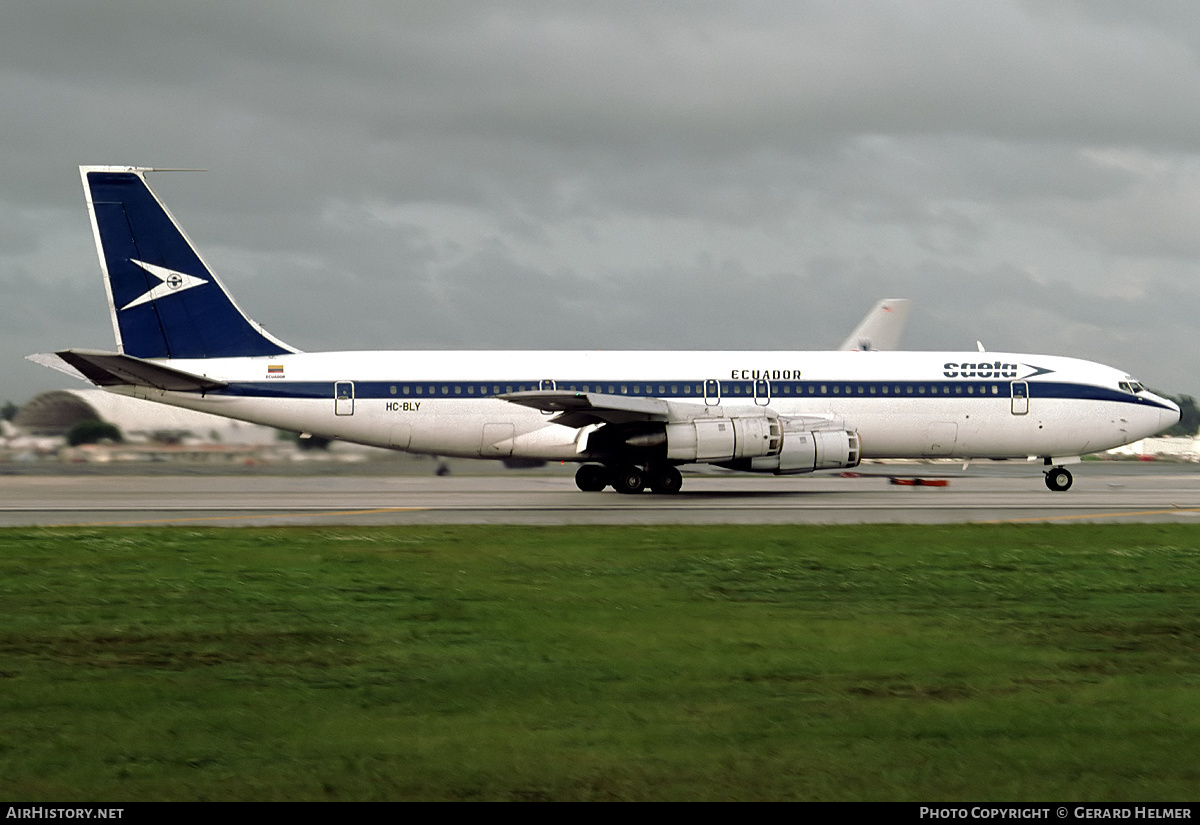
[754, 378, 771, 406]
[1010, 381, 1029, 415]
[704, 378, 721, 406]
[539, 378, 556, 414]
[924, 422, 958, 456]
[334, 381, 355, 416]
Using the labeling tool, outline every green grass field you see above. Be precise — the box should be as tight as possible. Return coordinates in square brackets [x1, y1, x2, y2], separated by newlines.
[2, 524, 1199, 801]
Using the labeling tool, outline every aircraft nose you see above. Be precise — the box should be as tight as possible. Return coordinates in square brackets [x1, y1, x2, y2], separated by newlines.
[1161, 397, 1181, 432]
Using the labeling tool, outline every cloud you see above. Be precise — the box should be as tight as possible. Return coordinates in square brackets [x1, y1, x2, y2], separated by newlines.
[1, 1, 1198, 401]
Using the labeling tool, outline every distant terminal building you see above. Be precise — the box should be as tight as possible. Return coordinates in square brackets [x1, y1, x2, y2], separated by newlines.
[1107, 436, 1199, 462]
[13, 389, 276, 445]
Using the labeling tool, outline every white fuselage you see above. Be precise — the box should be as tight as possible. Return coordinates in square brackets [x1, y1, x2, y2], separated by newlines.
[106, 349, 1178, 464]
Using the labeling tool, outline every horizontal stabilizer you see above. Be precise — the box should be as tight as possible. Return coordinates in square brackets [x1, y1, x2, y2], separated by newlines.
[43, 349, 227, 392]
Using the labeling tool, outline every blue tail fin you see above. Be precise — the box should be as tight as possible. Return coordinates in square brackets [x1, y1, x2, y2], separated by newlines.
[81, 166, 297, 359]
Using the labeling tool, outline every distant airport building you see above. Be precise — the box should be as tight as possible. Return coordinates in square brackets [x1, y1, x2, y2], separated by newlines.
[1107, 437, 1199, 462]
[13, 389, 276, 445]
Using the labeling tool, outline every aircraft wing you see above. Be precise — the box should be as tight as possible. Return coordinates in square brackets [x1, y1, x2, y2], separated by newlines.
[500, 390, 679, 427]
[499, 390, 846, 432]
[28, 349, 227, 392]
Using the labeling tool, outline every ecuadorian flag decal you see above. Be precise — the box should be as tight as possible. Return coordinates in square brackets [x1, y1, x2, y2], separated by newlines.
[267, 364, 284, 377]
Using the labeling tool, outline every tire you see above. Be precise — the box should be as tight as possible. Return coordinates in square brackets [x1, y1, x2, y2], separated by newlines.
[611, 465, 646, 495]
[648, 465, 683, 494]
[1045, 467, 1073, 492]
[574, 464, 608, 492]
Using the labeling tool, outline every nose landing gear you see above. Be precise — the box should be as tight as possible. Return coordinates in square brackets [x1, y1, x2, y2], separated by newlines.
[1044, 466, 1073, 491]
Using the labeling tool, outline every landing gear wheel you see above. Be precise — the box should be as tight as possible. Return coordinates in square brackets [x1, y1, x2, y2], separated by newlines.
[1045, 467, 1073, 492]
[647, 464, 683, 494]
[611, 465, 646, 495]
[575, 464, 609, 492]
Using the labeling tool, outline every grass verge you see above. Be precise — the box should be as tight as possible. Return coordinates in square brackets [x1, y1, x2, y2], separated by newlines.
[1, 524, 1199, 800]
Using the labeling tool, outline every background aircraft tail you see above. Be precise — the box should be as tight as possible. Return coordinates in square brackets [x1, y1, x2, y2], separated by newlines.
[80, 166, 297, 360]
[838, 298, 911, 351]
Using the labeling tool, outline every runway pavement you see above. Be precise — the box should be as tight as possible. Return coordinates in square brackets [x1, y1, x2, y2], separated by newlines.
[2, 465, 1200, 526]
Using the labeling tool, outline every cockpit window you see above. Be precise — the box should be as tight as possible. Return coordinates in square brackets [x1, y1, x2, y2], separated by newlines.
[1119, 380, 1146, 394]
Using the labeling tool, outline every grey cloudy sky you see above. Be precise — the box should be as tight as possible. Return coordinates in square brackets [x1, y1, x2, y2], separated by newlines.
[3, 0, 1199, 400]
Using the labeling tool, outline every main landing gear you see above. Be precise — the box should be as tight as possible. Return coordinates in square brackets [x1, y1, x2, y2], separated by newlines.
[1044, 466, 1073, 492]
[575, 463, 683, 494]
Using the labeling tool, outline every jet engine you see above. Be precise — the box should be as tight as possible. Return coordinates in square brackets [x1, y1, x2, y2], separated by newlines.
[748, 427, 861, 475]
[623, 412, 860, 475]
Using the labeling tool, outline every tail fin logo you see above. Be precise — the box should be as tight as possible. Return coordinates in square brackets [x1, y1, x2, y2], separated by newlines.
[121, 259, 209, 311]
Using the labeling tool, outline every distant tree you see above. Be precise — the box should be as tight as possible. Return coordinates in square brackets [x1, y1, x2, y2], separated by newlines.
[0, 401, 17, 422]
[66, 419, 124, 446]
[278, 430, 332, 450]
[1162, 394, 1199, 437]
[296, 434, 333, 451]
[502, 457, 547, 469]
